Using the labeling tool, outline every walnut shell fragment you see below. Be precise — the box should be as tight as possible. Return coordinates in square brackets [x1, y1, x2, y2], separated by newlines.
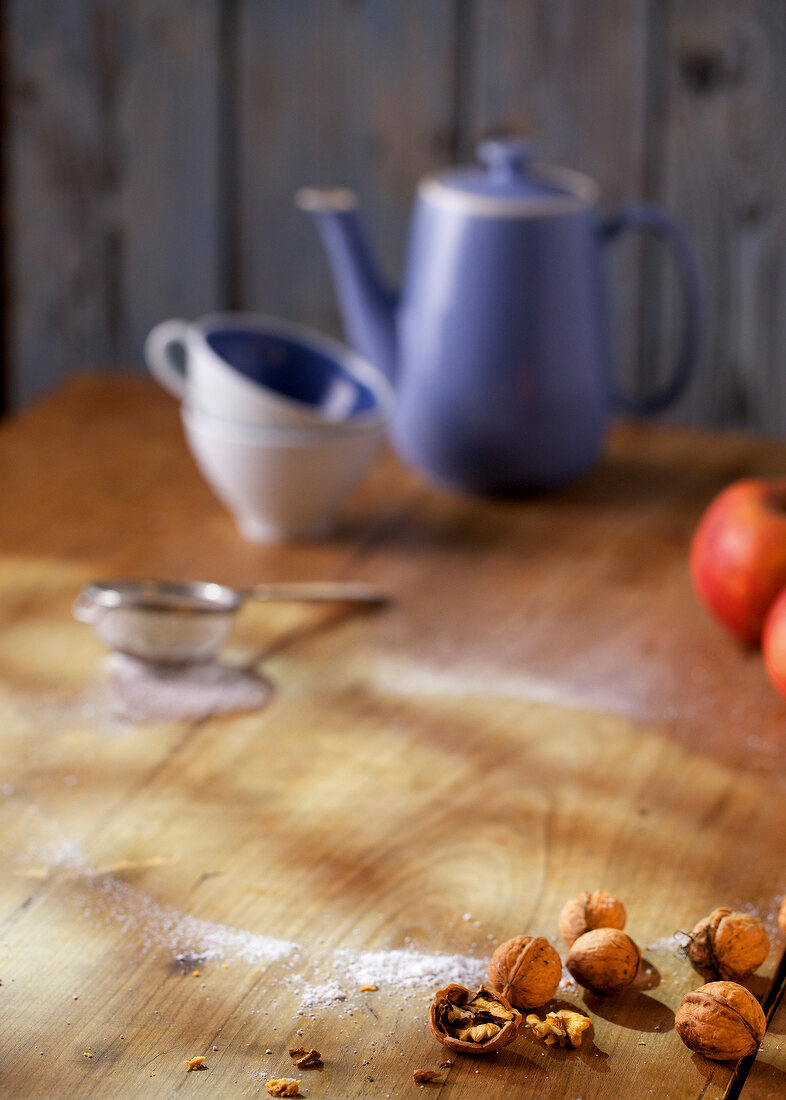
[288, 1046, 322, 1069]
[675, 981, 766, 1061]
[565, 928, 641, 995]
[413, 1069, 442, 1083]
[487, 935, 562, 1010]
[559, 890, 626, 947]
[686, 907, 769, 982]
[429, 984, 521, 1054]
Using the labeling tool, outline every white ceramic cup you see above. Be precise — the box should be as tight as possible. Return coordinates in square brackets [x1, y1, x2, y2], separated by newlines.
[181, 404, 384, 542]
[145, 313, 390, 429]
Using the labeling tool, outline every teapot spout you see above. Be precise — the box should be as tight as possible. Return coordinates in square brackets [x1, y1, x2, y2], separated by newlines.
[296, 187, 398, 382]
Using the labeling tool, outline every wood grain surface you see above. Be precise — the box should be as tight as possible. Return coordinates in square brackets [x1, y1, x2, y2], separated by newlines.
[0, 376, 785, 1099]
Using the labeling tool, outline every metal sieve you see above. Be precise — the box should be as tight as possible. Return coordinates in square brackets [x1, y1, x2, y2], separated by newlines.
[73, 577, 388, 664]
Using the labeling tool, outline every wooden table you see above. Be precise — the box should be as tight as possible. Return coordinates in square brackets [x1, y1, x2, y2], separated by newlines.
[1, 376, 784, 1099]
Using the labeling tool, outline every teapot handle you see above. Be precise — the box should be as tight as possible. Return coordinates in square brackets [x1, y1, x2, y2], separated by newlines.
[602, 204, 704, 415]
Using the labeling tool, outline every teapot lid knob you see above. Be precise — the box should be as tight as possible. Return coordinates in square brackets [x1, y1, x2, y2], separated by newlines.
[418, 135, 595, 211]
[477, 137, 535, 178]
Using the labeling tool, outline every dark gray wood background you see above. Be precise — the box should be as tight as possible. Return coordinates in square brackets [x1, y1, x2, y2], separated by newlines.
[3, 0, 785, 434]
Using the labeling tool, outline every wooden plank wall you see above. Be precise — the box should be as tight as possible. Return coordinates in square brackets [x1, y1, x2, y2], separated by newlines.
[4, 0, 223, 409]
[2, 0, 785, 434]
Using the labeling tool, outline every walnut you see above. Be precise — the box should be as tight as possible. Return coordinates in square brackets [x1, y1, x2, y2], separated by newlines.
[429, 984, 521, 1054]
[675, 981, 766, 1061]
[288, 1046, 323, 1068]
[565, 928, 641, 995]
[526, 1009, 592, 1048]
[265, 1080, 301, 1098]
[559, 890, 626, 946]
[780, 897, 786, 935]
[686, 908, 769, 981]
[486, 935, 562, 1010]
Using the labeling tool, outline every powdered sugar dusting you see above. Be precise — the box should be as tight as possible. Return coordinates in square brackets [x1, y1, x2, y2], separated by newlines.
[19, 838, 487, 1001]
[355, 654, 647, 720]
[296, 979, 348, 1012]
[22, 838, 296, 966]
[88, 875, 296, 965]
[643, 933, 687, 955]
[558, 971, 582, 994]
[107, 654, 272, 721]
[24, 835, 87, 873]
[294, 949, 486, 1015]
[332, 946, 484, 992]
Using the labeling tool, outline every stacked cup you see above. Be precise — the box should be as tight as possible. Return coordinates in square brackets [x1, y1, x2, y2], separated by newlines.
[145, 313, 392, 542]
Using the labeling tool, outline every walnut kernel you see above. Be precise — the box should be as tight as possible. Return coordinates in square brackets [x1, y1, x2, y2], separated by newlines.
[675, 981, 766, 1061]
[526, 1009, 592, 1048]
[565, 928, 641, 995]
[686, 908, 769, 982]
[265, 1080, 301, 1098]
[486, 935, 562, 1010]
[429, 984, 521, 1054]
[558, 890, 626, 946]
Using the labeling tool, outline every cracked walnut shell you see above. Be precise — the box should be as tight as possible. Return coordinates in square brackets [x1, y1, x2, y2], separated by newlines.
[487, 935, 562, 1010]
[675, 981, 766, 1061]
[686, 908, 769, 982]
[565, 928, 641, 995]
[429, 984, 521, 1054]
[558, 889, 626, 946]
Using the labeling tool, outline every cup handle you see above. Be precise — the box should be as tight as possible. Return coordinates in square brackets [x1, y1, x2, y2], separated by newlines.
[144, 319, 191, 399]
[602, 204, 704, 416]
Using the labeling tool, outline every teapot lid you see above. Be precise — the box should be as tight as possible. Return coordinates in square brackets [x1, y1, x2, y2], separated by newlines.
[420, 138, 598, 216]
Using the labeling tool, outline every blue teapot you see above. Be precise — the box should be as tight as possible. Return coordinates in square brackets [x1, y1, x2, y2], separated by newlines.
[297, 138, 702, 493]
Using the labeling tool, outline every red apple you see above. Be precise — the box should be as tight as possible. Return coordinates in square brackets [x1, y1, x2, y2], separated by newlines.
[690, 477, 786, 645]
[763, 587, 786, 698]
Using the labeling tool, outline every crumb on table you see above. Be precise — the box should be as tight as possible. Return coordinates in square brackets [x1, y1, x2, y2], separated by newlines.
[289, 1046, 323, 1068]
[184, 1056, 207, 1071]
[413, 1068, 442, 1083]
[266, 1079, 301, 1097]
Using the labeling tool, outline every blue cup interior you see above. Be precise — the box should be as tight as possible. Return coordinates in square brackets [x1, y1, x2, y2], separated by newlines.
[206, 328, 379, 417]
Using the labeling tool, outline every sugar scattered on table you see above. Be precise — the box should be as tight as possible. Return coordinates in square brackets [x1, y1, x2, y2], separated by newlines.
[107, 654, 272, 721]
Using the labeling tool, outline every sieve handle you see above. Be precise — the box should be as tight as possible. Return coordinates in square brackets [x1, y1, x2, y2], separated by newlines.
[247, 581, 389, 606]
